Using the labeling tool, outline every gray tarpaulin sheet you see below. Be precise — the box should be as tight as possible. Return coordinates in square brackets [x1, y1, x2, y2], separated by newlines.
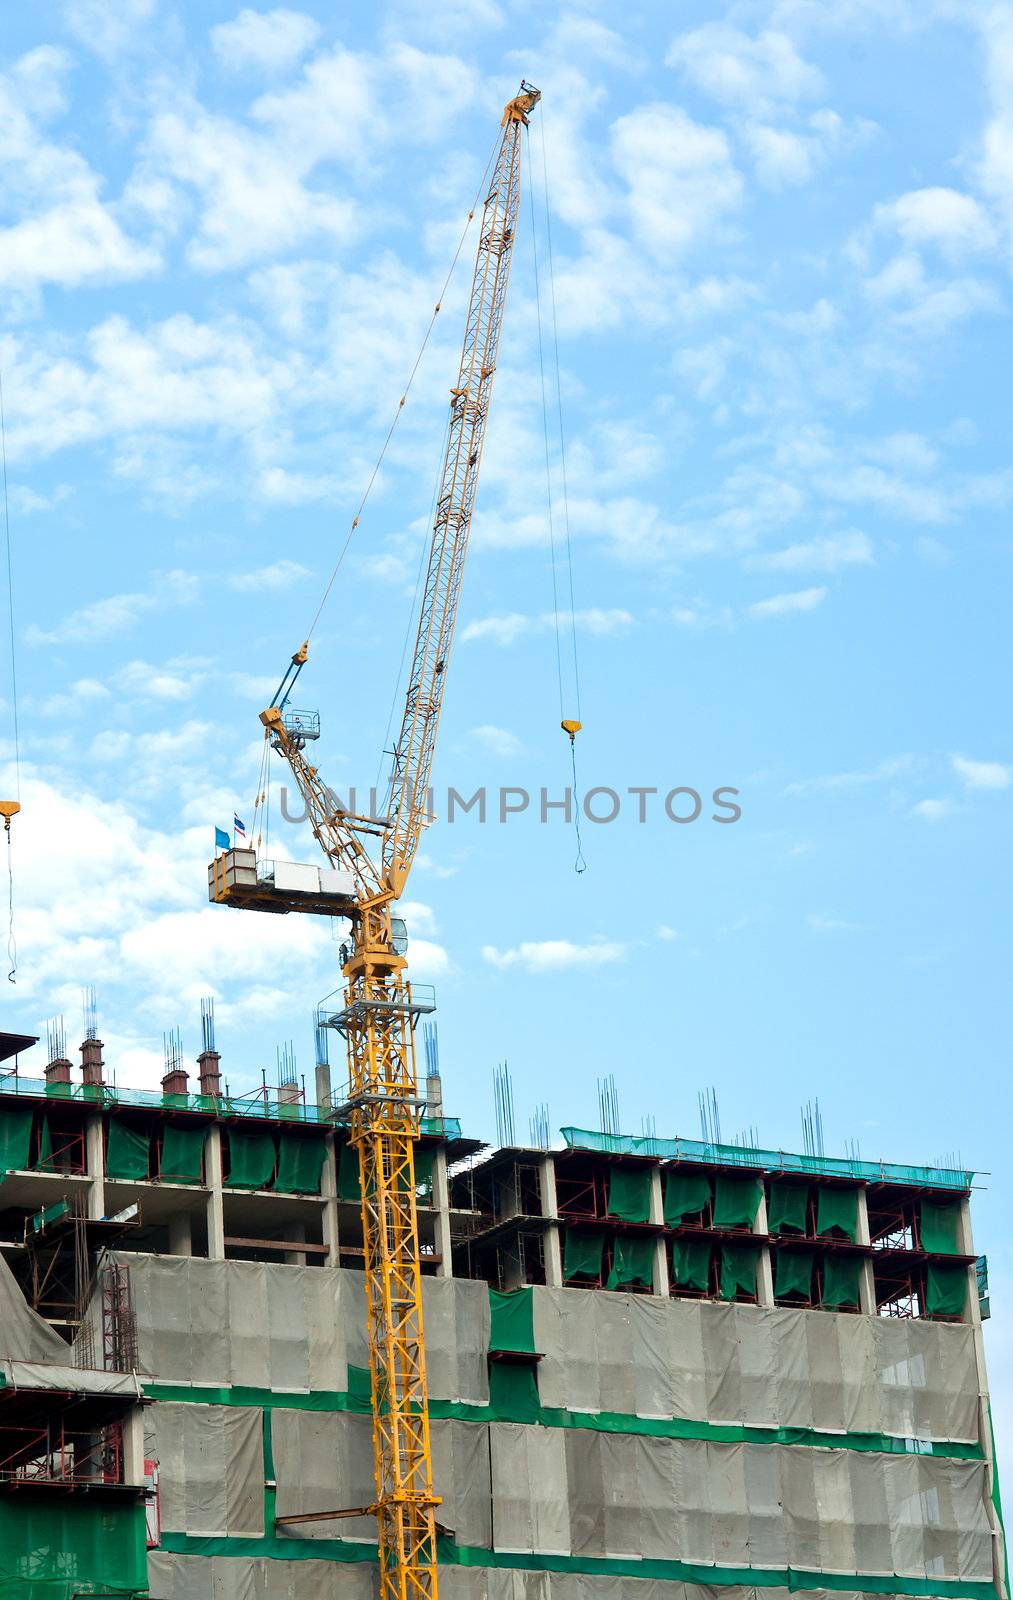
[112, 1252, 346, 1389]
[272, 1409, 375, 1543]
[152, 1406, 993, 1583]
[490, 1422, 570, 1554]
[271, 1411, 493, 1550]
[495, 1428, 988, 1579]
[2, 1359, 141, 1395]
[532, 1289, 979, 1442]
[148, 1553, 375, 1599]
[146, 1402, 263, 1536]
[0, 1250, 69, 1361]
[115, 1253, 490, 1402]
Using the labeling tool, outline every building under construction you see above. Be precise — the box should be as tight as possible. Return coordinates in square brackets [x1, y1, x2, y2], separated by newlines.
[0, 1025, 1004, 1600]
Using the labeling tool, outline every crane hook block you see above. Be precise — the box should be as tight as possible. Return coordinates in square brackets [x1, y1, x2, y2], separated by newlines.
[0, 800, 20, 832]
[561, 719, 582, 742]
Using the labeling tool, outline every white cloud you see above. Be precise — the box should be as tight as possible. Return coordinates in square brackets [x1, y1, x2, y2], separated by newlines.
[142, 97, 360, 272]
[807, 912, 859, 933]
[756, 531, 873, 572]
[41, 677, 110, 717]
[25, 570, 198, 645]
[911, 798, 951, 821]
[667, 24, 824, 110]
[483, 939, 626, 973]
[211, 9, 321, 72]
[611, 104, 743, 256]
[460, 613, 529, 647]
[979, 6, 1013, 264]
[656, 924, 681, 941]
[471, 724, 522, 757]
[951, 754, 1010, 791]
[112, 659, 205, 702]
[671, 599, 734, 629]
[0, 764, 335, 1057]
[227, 559, 310, 592]
[461, 609, 632, 646]
[748, 585, 827, 618]
[0, 47, 160, 292]
[63, 0, 156, 60]
[872, 188, 996, 258]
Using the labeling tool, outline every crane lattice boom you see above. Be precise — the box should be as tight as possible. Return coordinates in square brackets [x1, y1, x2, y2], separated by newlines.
[213, 82, 540, 1600]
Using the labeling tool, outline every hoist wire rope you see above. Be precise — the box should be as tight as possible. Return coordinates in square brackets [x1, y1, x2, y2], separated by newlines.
[528, 125, 587, 873]
[539, 111, 582, 721]
[303, 131, 501, 648]
[526, 130, 565, 722]
[0, 368, 20, 975]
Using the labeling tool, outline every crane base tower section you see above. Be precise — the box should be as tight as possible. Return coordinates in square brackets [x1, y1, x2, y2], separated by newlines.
[0, 1048, 1003, 1600]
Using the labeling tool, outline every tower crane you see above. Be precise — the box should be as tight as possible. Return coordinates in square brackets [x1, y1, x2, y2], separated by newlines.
[210, 82, 542, 1600]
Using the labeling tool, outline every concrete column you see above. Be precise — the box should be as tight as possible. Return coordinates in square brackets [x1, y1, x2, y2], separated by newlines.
[544, 1224, 564, 1288]
[538, 1156, 559, 1218]
[85, 1115, 105, 1221]
[959, 1195, 1008, 1596]
[539, 1155, 564, 1288]
[855, 1187, 877, 1315]
[321, 1131, 340, 1268]
[167, 1210, 192, 1257]
[122, 1404, 146, 1486]
[432, 1147, 453, 1279]
[283, 1222, 307, 1266]
[314, 1061, 332, 1114]
[753, 1188, 774, 1308]
[649, 1167, 670, 1296]
[205, 1126, 226, 1259]
[956, 1193, 980, 1325]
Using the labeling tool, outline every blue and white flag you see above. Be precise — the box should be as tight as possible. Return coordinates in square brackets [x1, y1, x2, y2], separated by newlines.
[234, 814, 247, 843]
[214, 826, 230, 852]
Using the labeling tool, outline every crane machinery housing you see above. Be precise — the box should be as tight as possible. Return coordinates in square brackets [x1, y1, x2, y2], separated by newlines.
[209, 80, 543, 1600]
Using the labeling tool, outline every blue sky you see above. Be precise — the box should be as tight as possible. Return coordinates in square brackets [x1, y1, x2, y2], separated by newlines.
[1, 0, 1011, 1442]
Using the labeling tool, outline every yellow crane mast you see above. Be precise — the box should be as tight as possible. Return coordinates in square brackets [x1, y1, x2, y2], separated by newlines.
[210, 82, 541, 1600]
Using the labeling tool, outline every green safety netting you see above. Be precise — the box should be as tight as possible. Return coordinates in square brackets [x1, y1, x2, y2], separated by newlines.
[822, 1254, 861, 1308]
[663, 1169, 712, 1225]
[488, 1360, 540, 1422]
[337, 1142, 361, 1201]
[672, 1237, 711, 1290]
[275, 1132, 327, 1194]
[607, 1164, 652, 1222]
[606, 1234, 655, 1290]
[105, 1116, 150, 1181]
[0, 1498, 147, 1597]
[36, 1116, 54, 1170]
[713, 1173, 762, 1230]
[489, 1287, 536, 1353]
[0, 1105, 32, 1172]
[562, 1228, 604, 1281]
[816, 1185, 858, 1241]
[562, 1125, 974, 1192]
[226, 1129, 276, 1189]
[768, 1180, 809, 1234]
[927, 1261, 969, 1318]
[414, 1145, 435, 1198]
[775, 1247, 814, 1300]
[159, 1122, 205, 1184]
[922, 1198, 962, 1254]
[719, 1243, 757, 1299]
